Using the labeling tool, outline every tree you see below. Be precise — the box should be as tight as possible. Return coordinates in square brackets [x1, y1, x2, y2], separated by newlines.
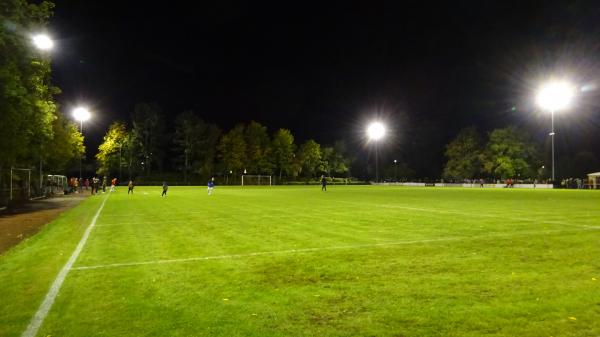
[44, 113, 84, 172]
[195, 122, 221, 178]
[443, 127, 483, 180]
[173, 111, 221, 182]
[297, 139, 323, 178]
[271, 128, 296, 180]
[173, 111, 200, 183]
[321, 141, 351, 177]
[244, 121, 273, 174]
[217, 124, 246, 176]
[0, 1, 57, 169]
[131, 102, 164, 175]
[96, 122, 129, 177]
[482, 126, 539, 179]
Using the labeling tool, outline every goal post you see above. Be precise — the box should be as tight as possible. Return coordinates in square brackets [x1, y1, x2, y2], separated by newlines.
[241, 175, 272, 186]
[10, 167, 31, 200]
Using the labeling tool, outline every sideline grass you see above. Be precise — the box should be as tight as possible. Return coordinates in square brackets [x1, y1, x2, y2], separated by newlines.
[1, 186, 599, 336]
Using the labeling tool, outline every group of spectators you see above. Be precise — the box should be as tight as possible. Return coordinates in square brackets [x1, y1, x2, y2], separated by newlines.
[67, 176, 118, 194]
[561, 178, 586, 189]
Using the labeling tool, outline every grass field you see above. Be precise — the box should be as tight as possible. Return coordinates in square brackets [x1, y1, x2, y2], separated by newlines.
[1, 186, 599, 336]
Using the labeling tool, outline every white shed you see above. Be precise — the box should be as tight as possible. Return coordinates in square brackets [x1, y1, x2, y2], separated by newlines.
[588, 172, 600, 189]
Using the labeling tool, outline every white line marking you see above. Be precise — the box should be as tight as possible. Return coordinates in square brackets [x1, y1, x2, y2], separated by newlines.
[21, 195, 109, 337]
[71, 227, 597, 271]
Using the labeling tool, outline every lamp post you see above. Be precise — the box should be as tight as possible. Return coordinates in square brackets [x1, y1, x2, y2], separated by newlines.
[393, 159, 398, 182]
[32, 33, 54, 191]
[536, 80, 575, 182]
[73, 107, 91, 181]
[367, 122, 386, 182]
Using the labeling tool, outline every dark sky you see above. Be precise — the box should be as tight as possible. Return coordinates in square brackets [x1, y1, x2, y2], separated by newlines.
[49, 1, 600, 177]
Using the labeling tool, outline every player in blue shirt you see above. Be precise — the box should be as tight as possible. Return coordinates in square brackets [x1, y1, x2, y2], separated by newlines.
[207, 177, 215, 195]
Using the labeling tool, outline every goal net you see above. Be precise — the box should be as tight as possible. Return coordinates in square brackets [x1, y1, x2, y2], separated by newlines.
[241, 175, 272, 186]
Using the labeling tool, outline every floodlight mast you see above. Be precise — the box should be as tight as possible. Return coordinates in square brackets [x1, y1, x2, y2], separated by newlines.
[367, 122, 386, 182]
[73, 107, 91, 181]
[535, 80, 575, 182]
[31, 33, 54, 189]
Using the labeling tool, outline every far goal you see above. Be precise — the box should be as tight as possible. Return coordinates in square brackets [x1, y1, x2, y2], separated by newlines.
[241, 175, 272, 186]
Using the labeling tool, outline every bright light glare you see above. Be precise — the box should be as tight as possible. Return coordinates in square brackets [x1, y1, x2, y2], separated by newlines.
[536, 80, 575, 111]
[32, 34, 54, 50]
[367, 122, 386, 141]
[72, 107, 91, 122]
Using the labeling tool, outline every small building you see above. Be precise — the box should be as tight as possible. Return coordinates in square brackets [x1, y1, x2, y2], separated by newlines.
[587, 172, 600, 189]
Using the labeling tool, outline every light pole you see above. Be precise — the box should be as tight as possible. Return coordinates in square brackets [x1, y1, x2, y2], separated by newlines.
[393, 159, 398, 182]
[73, 107, 91, 181]
[367, 122, 386, 182]
[536, 80, 575, 182]
[31, 33, 54, 191]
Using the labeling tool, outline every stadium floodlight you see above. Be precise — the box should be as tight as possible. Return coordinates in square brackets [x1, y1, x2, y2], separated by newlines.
[536, 80, 575, 112]
[73, 106, 91, 123]
[367, 122, 386, 141]
[32, 34, 54, 51]
[366, 121, 386, 182]
[535, 80, 576, 182]
[73, 107, 91, 181]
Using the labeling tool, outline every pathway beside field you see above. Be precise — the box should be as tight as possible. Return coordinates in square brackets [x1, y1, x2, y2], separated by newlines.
[0, 193, 88, 253]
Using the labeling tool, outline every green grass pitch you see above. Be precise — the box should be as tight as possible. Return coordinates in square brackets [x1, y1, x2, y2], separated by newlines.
[1, 186, 599, 336]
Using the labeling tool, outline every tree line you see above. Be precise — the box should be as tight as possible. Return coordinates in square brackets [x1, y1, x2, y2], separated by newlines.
[96, 103, 352, 183]
[0, 1, 84, 198]
[443, 126, 542, 181]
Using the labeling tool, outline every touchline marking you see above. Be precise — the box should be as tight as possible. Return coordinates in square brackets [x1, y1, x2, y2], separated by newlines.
[21, 194, 109, 337]
[71, 227, 597, 271]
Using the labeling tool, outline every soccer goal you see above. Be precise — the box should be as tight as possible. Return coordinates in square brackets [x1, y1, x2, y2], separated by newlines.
[9, 167, 32, 200]
[241, 175, 272, 186]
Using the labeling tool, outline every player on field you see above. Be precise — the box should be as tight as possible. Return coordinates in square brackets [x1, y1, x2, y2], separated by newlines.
[128, 180, 134, 194]
[321, 175, 327, 191]
[110, 177, 117, 192]
[161, 181, 168, 196]
[208, 177, 215, 195]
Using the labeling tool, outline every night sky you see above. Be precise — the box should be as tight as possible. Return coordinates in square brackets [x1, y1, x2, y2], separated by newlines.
[49, 1, 600, 177]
